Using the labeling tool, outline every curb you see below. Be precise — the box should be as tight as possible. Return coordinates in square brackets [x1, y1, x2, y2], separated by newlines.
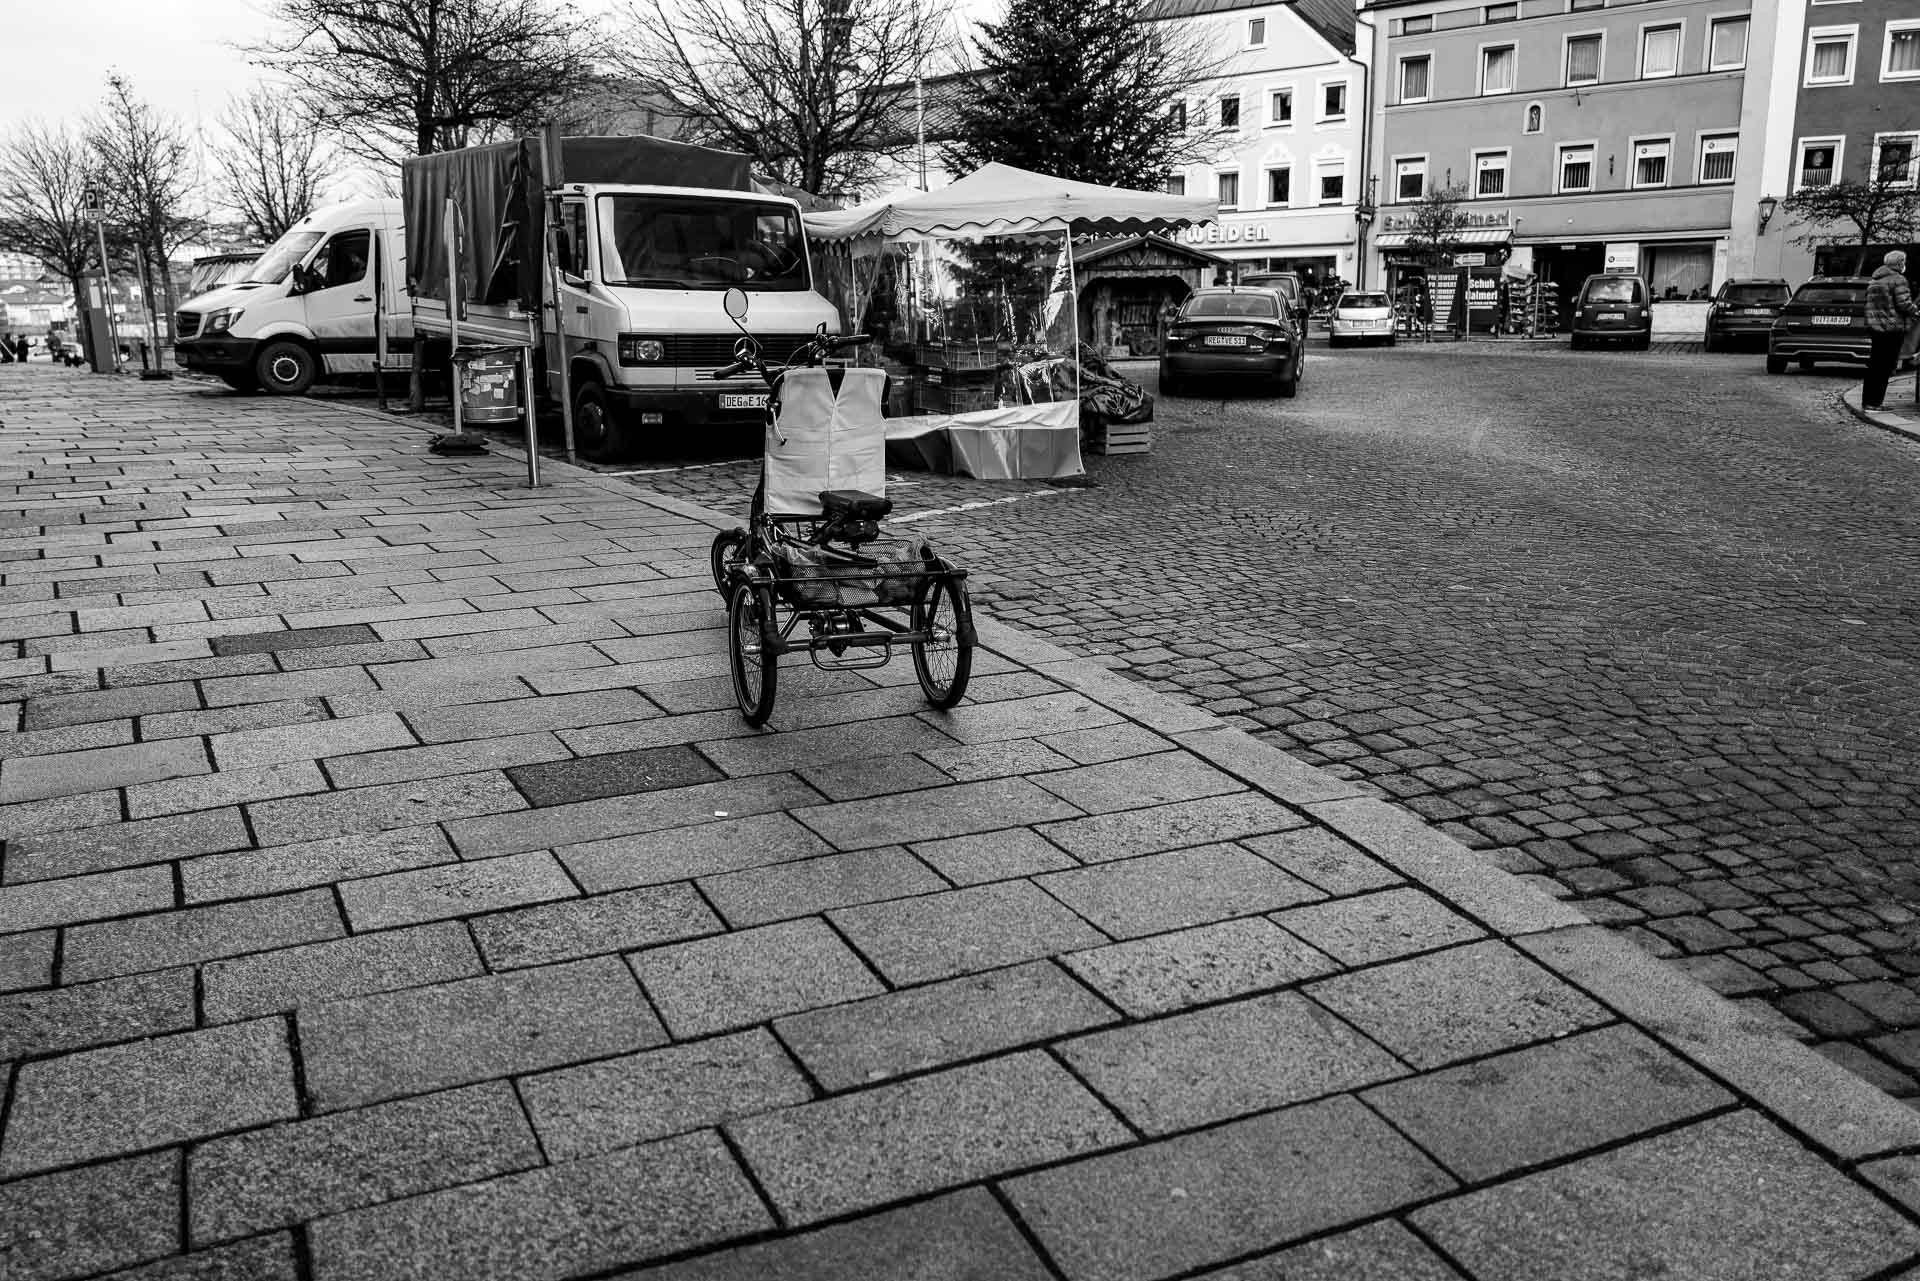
[160, 374, 1920, 1179]
[1840, 373, 1920, 444]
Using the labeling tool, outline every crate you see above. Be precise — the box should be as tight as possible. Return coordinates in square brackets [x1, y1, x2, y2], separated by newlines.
[912, 368, 997, 415]
[913, 342, 1000, 372]
[1084, 421, 1152, 456]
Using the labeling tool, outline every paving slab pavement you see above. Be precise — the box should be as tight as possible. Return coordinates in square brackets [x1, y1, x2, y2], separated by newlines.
[3, 364, 1920, 1279]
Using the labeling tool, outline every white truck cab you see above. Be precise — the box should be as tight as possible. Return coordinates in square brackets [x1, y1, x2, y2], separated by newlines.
[174, 199, 409, 393]
[548, 182, 839, 456]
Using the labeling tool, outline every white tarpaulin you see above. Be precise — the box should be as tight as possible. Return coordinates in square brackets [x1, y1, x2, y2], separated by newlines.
[884, 401, 1083, 480]
[806, 163, 1215, 244]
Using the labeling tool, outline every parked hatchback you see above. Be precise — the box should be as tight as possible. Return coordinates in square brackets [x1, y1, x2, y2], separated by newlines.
[1571, 273, 1652, 350]
[1328, 290, 1396, 347]
[1704, 278, 1791, 352]
[1160, 287, 1303, 398]
[1767, 277, 1872, 373]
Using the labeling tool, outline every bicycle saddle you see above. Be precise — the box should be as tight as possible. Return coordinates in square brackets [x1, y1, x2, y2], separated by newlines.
[819, 489, 892, 520]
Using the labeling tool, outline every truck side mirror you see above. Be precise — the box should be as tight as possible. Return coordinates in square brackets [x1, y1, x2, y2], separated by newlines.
[723, 287, 749, 321]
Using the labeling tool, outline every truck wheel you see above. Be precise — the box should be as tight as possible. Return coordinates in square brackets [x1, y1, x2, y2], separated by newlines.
[255, 340, 316, 395]
[573, 380, 629, 462]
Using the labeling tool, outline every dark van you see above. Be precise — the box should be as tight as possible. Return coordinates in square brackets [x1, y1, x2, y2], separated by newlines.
[1703, 278, 1791, 351]
[1239, 272, 1308, 325]
[1571, 273, 1652, 350]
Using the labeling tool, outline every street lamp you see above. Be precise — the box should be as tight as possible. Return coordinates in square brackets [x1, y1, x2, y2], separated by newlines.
[1757, 194, 1778, 233]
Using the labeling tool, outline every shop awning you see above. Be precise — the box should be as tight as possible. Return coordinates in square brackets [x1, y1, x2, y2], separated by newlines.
[1371, 226, 1513, 250]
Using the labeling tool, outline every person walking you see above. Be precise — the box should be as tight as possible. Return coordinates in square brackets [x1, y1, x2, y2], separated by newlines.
[1863, 250, 1919, 409]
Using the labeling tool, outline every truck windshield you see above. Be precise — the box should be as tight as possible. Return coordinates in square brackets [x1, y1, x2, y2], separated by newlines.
[243, 230, 324, 284]
[596, 196, 808, 291]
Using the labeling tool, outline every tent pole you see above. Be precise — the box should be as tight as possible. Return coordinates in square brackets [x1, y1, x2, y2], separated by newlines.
[1066, 229, 1080, 407]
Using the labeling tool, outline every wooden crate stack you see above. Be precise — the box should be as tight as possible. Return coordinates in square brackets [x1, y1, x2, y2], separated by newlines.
[1084, 413, 1151, 455]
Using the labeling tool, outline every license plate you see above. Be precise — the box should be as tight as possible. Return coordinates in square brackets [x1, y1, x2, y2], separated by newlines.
[1743, 307, 1771, 314]
[1203, 335, 1245, 348]
[718, 393, 768, 409]
[1812, 315, 1851, 326]
[1600, 312, 1625, 321]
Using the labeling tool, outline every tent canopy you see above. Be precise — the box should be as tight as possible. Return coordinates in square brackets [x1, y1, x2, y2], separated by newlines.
[806, 162, 1215, 242]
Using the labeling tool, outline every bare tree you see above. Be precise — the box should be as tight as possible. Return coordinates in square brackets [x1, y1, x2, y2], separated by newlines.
[245, 0, 600, 168]
[1404, 184, 1472, 267]
[88, 75, 204, 350]
[0, 121, 99, 312]
[214, 86, 337, 239]
[1782, 171, 1920, 276]
[609, 0, 955, 198]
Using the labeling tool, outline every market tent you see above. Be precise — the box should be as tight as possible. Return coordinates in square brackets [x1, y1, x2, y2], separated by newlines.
[805, 163, 1215, 242]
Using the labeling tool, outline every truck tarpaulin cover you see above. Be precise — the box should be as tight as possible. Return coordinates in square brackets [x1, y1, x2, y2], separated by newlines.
[402, 135, 753, 308]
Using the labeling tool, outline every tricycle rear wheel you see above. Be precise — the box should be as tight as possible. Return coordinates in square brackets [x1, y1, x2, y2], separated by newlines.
[912, 576, 973, 709]
[728, 581, 779, 725]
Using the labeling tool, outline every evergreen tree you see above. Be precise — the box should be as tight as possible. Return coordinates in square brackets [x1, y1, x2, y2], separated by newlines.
[943, 0, 1217, 189]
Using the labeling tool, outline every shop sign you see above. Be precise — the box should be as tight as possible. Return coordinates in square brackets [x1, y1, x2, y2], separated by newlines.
[1455, 252, 1486, 266]
[1379, 208, 1511, 233]
[1180, 223, 1279, 247]
[1604, 242, 1639, 272]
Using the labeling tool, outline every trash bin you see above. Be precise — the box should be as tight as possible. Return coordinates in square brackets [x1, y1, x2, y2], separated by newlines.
[456, 347, 521, 426]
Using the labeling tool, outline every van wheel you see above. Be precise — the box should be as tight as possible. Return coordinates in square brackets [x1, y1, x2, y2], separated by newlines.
[573, 380, 629, 462]
[255, 340, 316, 395]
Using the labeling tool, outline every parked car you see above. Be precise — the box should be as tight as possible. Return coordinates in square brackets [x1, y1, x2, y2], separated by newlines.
[1767, 277, 1873, 374]
[1239, 271, 1308, 325]
[1160, 287, 1303, 398]
[1703, 278, 1791, 352]
[1570, 273, 1652, 350]
[1328, 290, 1396, 347]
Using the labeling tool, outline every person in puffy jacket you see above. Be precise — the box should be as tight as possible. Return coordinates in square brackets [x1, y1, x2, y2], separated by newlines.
[1863, 250, 1919, 409]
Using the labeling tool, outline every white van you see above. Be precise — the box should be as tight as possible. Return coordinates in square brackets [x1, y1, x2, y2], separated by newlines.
[174, 199, 410, 393]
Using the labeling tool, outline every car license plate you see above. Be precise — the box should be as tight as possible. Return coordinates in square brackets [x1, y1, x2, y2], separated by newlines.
[718, 393, 768, 409]
[1812, 315, 1850, 326]
[1600, 311, 1625, 321]
[1204, 335, 1244, 348]
[1744, 307, 1771, 314]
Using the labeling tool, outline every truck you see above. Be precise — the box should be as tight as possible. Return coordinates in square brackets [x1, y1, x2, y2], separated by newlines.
[172, 198, 411, 394]
[403, 134, 839, 460]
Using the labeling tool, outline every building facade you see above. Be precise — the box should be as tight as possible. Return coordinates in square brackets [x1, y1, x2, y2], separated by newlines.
[1154, 0, 1371, 291]
[1761, 0, 1920, 278]
[1362, 0, 1792, 306]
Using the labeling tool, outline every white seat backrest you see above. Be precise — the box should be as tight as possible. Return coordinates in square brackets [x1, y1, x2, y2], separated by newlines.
[764, 366, 889, 516]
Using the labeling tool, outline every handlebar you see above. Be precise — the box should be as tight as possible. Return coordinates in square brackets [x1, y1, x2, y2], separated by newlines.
[713, 332, 873, 386]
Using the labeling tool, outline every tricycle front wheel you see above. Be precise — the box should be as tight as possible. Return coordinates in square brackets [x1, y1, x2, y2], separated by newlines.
[710, 527, 748, 598]
[728, 581, 779, 725]
[912, 576, 973, 709]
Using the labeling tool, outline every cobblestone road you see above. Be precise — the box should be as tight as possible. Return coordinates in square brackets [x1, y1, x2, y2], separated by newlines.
[625, 343, 1920, 1090]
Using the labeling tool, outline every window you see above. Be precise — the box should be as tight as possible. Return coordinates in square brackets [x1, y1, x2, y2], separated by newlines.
[1805, 28, 1857, 84]
[1319, 165, 1347, 203]
[1709, 16, 1748, 70]
[1560, 144, 1596, 192]
[1565, 33, 1602, 84]
[1797, 138, 1841, 187]
[1395, 157, 1427, 200]
[560, 202, 589, 276]
[1248, 16, 1266, 44]
[1474, 149, 1510, 196]
[1400, 55, 1431, 102]
[1219, 95, 1241, 129]
[1403, 14, 1433, 32]
[1267, 166, 1293, 205]
[1886, 21, 1920, 79]
[1269, 88, 1294, 124]
[1632, 138, 1671, 187]
[1485, 2, 1517, 19]
[1482, 44, 1517, 94]
[1322, 81, 1348, 118]
[1218, 171, 1240, 209]
[1569, 0, 1604, 10]
[1876, 133, 1918, 185]
[1525, 102, 1544, 132]
[1698, 133, 1737, 183]
[1169, 101, 1188, 131]
[1165, 174, 1187, 196]
[1640, 24, 1681, 77]
[312, 230, 371, 289]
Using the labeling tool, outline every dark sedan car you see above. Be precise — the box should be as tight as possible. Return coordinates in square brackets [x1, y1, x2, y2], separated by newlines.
[1703, 278, 1790, 352]
[1160, 288, 1303, 398]
[1767, 277, 1872, 373]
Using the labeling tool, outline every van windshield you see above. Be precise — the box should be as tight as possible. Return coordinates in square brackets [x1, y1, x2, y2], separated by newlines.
[1585, 277, 1641, 303]
[597, 196, 808, 291]
[243, 230, 325, 284]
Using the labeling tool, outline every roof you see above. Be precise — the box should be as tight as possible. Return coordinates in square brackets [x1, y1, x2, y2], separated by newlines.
[1074, 233, 1231, 267]
[1138, 0, 1355, 55]
[805, 162, 1216, 241]
[1372, 225, 1512, 249]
